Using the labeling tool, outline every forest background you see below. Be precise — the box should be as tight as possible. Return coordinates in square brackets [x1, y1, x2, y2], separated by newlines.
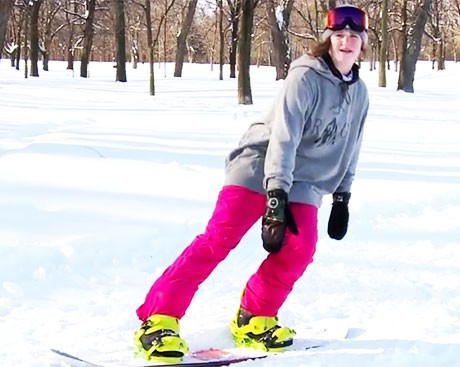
[0, 0, 459, 98]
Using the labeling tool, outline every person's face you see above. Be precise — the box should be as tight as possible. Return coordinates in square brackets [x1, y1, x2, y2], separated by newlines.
[328, 30, 362, 74]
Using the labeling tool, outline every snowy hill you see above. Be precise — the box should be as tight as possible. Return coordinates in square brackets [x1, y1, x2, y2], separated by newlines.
[1, 59, 459, 367]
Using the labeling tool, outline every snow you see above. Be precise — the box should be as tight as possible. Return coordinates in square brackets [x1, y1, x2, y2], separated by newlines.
[1, 59, 459, 367]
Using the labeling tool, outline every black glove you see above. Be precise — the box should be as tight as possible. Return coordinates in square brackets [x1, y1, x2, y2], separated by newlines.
[327, 192, 351, 240]
[261, 189, 298, 253]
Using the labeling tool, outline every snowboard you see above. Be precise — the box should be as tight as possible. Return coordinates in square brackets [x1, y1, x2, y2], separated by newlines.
[51, 324, 349, 367]
[51, 343, 324, 367]
[51, 348, 268, 367]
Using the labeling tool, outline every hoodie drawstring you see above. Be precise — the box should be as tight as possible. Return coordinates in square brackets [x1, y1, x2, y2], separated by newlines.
[331, 82, 350, 113]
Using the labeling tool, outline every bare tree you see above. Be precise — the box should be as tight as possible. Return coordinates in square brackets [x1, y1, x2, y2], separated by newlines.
[24, 4, 29, 78]
[430, 0, 445, 70]
[2, 2, 21, 66]
[41, 0, 64, 71]
[133, 0, 176, 94]
[81, 0, 96, 78]
[144, 0, 155, 94]
[397, 0, 432, 92]
[30, 0, 44, 77]
[64, 0, 79, 70]
[238, 0, 258, 104]
[378, 0, 389, 87]
[0, 0, 15, 58]
[11, 6, 27, 69]
[227, 0, 241, 78]
[266, 0, 294, 80]
[174, 0, 198, 77]
[216, 0, 225, 80]
[114, 0, 127, 81]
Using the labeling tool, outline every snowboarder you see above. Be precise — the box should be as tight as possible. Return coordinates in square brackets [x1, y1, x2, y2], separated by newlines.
[134, 5, 370, 363]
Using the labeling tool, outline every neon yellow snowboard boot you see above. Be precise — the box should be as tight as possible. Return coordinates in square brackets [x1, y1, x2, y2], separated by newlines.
[134, 314, 189, 363]
[230, 308, 296, 352]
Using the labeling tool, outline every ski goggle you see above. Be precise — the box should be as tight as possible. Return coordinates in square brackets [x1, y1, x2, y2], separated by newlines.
[325, 6, 368, 33]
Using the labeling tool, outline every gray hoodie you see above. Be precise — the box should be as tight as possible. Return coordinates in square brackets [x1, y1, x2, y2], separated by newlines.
[224, 54, 369, 207]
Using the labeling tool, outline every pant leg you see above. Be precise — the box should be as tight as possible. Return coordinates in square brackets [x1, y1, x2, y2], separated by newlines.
[136, 185, 266, 321]
[241, 202, 318, 317]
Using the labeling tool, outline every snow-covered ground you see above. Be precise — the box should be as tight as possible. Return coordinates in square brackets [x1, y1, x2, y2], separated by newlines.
[1, 58, 459, 367]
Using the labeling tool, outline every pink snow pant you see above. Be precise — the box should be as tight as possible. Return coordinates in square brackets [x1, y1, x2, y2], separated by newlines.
[136, 185, 318, 321]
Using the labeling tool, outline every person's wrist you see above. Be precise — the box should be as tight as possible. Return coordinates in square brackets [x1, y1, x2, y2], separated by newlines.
[332, 192, 351, 204]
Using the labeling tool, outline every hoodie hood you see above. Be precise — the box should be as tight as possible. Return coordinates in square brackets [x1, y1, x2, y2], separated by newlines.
[289, 53, 360, 85]
[289, 54, 333, 81]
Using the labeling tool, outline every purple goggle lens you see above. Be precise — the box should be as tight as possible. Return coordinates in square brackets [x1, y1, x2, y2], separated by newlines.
[326, 6, 368, 32]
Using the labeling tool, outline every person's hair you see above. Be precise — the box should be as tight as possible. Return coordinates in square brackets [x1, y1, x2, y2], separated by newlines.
[308, 37, 368, 59]
[308, 39, 331, 58]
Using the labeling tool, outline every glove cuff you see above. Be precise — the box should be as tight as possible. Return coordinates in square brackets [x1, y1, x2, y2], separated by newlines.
[267, 189, 288, 201]
[332, 192, 351, 204]
[265, 189, 288, 222]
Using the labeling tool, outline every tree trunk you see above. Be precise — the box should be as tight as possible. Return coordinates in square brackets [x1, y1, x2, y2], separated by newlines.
[432, 0, 445, 70]
[391, 33, 399, 71]
[228, 0, 241, 78]
[217, 0, 224, 80]
[142, 0, 176, 93]
[67, 30, 75, 70]
[24, 9, 29, 78]
[40, 1, 61, 72]
[378, 0, 389, 87]
[15, 12, 23, 71]
[163, 0, 167, 75]
[81, 0, 96, 78]
[66, 0, 78, 70]
[436, 37, 444, 70]
[0, 0, 15, 58]
[238, 0, 257, 105]
[266, 0, 294, 80]
[397, 0, 408, 89]
[42, 50, 50, 71]
[114, 0, 127, 82]
[145, 0, 155, 95]
[174, 0, 198, 77]
[397, 0, 431, 92]
[30, 0, 43, 77]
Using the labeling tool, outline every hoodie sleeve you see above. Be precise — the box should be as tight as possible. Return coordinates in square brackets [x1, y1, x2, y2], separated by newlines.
[336, 94, 369, 193]
[263, 68, 313, 193]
